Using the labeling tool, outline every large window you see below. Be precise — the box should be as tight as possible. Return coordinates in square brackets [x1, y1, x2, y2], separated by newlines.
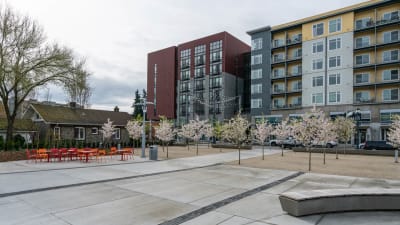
[251, 38, 263, 50]
[91, 127, 98, 135]
[312, 76, 323, 87]
[74, 127, 85, 140]
[273, 98, 284, 108]
[329, 18, 341, 33]
[383, 69, 399, 81]
[383, 89, 399, 101]
[194, 45, 205, 55]
[355, 36, 370, 48]
[194, 67, 205, 77]
[272, 68, 284, 78]
[195, 79, 205, 90]
[180, 70, 190, 80]
[329, 38, 341, 50]
[210, 64, 222, 75]
[194, 55, 205, 66]
[383, 30, 399, 44]
[210, 51, 222, 62]
[251, 99, 262, 108]
[209, 77, 222, 88]
[251, 84, 262, 94]
[312, 59, 323, 70]
[292, 81, 302, 91]
[329, 91, 341, 103]
[312, 41, 324, 53]
[382, 50, 399, 63]
[273, 39, 285, 48]
[355, 17, 372, 30]
[355, 91, 370, 102]
[382, 11, 399, 21]
[355, 54, 370, 65]
[272, 53, 284, 63]
[273, 83, 285, 93]
[251, 54, 262, 65]
[329, 73, 341, 85]
[251, 69, 262, 79]
[329, 56, 341, 68]
[312, 93, 323, 104]
[355, 73, 369, 84]
[313, 23, 324, 37]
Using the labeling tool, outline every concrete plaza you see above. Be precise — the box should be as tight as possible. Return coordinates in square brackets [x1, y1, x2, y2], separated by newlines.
[1, 147, 400, 224]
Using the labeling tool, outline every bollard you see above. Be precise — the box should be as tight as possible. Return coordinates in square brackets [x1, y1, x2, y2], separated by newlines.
[395, 149, 398, 163]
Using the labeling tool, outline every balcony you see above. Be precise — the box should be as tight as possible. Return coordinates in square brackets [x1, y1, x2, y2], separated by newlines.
[286, 37, 302, 46]
[354, 98, 400, 105]
[286, 54, 302, 62]
[272, 89, 285, 95]
[272, 41, 285, 49]
[271, 103, 302, 110]
[353, 62, 374, 69]
[271, 57, 285, 64]
[287, 71, 302, 77]
[287, 88, 302, 94]
[376, 16, 400, 27]
[354, 20, 374, 31]
[354, 42, 373, 50]
[271, 74, 285, 80]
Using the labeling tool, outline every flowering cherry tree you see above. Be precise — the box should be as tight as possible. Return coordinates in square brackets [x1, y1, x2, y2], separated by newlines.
[273, 118, 295, 157]
[101, 118, 115, 148]
[221, 113, 249, 164]
[388, 115, 400, 150]
[213, 121, 223, 152]
[126, 120, 142, 148]
[319, 119, 338, 164]
[333, 116, 355, 158]
[155, 117, 175, 158]
[178, 117, 211, 155]
[179, 123, 194, 151]
[253, 119, 273, 160]
[292, 107, 326, 171]
[204, 123, 213, 148]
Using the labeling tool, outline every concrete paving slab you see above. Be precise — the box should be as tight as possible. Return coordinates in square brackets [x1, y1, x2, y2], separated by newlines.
[12, 213, 70, 225]
[189, 188, 246, 207]
[57, 166, 141, 181]
[55, 194, 197, 225]
[292, 173, 355, 187]
[204, 173, 272, 190]
[17, 183, 140, 213]
[318, 211, 400, 225]
[0, 198, 46, 224]
[216, 192, 285, 221]
[262, 180, 300, 195]
[179, 211, 233, 225]
[350, 177, 390, 188]
[286, 180, 349, 192]
[264, 214, 321, 225]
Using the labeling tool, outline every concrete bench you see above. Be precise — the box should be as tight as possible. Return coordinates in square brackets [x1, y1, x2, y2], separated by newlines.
[279, 188, 400, 216]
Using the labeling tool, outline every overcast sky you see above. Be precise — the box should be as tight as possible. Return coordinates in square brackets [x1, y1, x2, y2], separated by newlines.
[3, 0, 366, 113]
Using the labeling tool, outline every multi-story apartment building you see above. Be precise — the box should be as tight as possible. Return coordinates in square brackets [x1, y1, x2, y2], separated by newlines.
[248, 0, 399, 143]
[147, 32, 250, 126]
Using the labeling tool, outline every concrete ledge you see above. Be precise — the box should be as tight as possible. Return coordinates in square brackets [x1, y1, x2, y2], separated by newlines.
[293, 148, 395, 156]
[279, 188, 400, 216]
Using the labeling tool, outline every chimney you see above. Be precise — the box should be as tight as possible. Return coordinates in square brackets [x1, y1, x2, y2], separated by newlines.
[69, 102, 76, 108]
[114, 106, 119, 112]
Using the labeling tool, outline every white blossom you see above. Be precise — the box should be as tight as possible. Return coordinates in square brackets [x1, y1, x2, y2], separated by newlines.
[125, 120, 142, 140]
[388, 115, 400, 148]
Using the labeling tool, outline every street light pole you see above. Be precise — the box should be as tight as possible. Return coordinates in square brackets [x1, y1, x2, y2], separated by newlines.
[355, 108, 361, 149]
[141, 98, 147, 158]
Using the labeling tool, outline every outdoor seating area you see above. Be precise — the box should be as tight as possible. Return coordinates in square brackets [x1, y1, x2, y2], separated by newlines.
[25, 147, 134, 163]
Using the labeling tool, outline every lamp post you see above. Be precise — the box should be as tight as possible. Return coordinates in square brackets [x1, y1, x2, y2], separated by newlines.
[135, 97, 153, 158]
[354, 108, 361, 149]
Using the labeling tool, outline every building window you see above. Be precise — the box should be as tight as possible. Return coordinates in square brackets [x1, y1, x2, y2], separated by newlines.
[54, 127, 60, 140]
[251, 84, 262, 94]
[355, 36, 370, 48]
[312, 41, 324, 53]
[74, 127, 85, 140]
[312, 93, 323, 104]
[272, 53, 284, 63]
[195, 79, 205, 90]
[194, 55, 205, 66]
[383, 69, 399, 81]
[251, 99, 262, 108]
[194, 67, 205, 77]
[329, 56, 341, 68]
[251, 54, 262, 65]
[355, 54, 370, 65]
[355, 17, 372, 30]
[312, 76, 323, 87]
[210, 77, 222, 88]
[383, 31, 399, 44]
[382, 11, 399, 21]
[251, 69, 262, 79]
[180, 70, 190, 80]
[194, 45, 206, 55]
[210, 51, 222, 62]
[273, 83, 285, 93]
[291, 96, 302, 106]
[291, 65, 302, 75]
[355, 73, 369, 84]
[292, 81, 302, 91]
[329, 73, 340, 85]
[180, 58, 190, 69]
[91, 127, 98, 135]
[113, 128, 121, 140]
[329, 18, 341, 33]
[355, 91, 370, 102]
[383, 89, 399, 101]
[273, 39, 285, 48]
[272, 68, 284, 78]
[312, 23, 324, 37]
[312, 59, 323, 70]
[210, 63, 222, 75]
[329, 91, 341, 103]
[382, 50, 399, 63]
[251, 38, 263, 50]
[329, 38, 341, 50]
[273, 98, 284, 108]
[180, 49, 191, 58]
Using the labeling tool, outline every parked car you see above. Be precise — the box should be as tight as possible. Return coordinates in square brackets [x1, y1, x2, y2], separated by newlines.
[282, 138, 303, 149]
[269, 139, 283, 146]
[363, 141, 396, 150]
[312, 140, 338, 148]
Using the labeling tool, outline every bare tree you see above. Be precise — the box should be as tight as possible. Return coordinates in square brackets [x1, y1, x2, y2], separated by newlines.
[155, 117, 174, 158]
[63, 60, 92, 108]
[0, 6, 88, 149]
[333, 116, 355, 158]
[221, 113, 249, 165]
[253, 119, 273, 160]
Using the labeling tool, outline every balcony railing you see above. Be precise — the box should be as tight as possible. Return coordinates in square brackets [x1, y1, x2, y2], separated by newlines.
[272, 58, 285, 64]
[272, 89, 285, 94]
[355, 20, 374, 31]
[354, 42, 372, 49]
[287, 71, 302, 77]
[271, 103, 302, 110]
[376, 16, 400, 26]
[286, 54, 302, 61]
[354, 98, 400, 105]
[271, 74, 285, 79]
[286, 37, 302, 45]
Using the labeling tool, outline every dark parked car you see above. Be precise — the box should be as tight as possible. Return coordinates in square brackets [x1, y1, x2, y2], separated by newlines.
[363, 141, 396, 150]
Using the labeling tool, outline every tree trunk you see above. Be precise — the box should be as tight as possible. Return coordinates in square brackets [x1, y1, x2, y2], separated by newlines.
[344, 142, 347, 154]
[166, 143, 169, 158]
[196, 142, 199, 156]
[281, 145, 284, 157]
[323, 148, 326, 164]
[6, 117, 16, 151]
[162, 141, 165, 152]
[187, 139, 190, 151]
[308, 147, 312, 171]
[262, 143, 264, 160]
[336, 147, 339, 160]
[238, 144, 241, 165]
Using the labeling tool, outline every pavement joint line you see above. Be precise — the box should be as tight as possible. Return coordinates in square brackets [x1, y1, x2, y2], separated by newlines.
[158, 171, 304, 225]
[0, 163, 222, 198]
[0, 159, 159, 175]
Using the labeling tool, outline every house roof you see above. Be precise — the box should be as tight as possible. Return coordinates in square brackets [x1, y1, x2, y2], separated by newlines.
[0, 119, 37, 131]
[31, 104, 132, 126]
